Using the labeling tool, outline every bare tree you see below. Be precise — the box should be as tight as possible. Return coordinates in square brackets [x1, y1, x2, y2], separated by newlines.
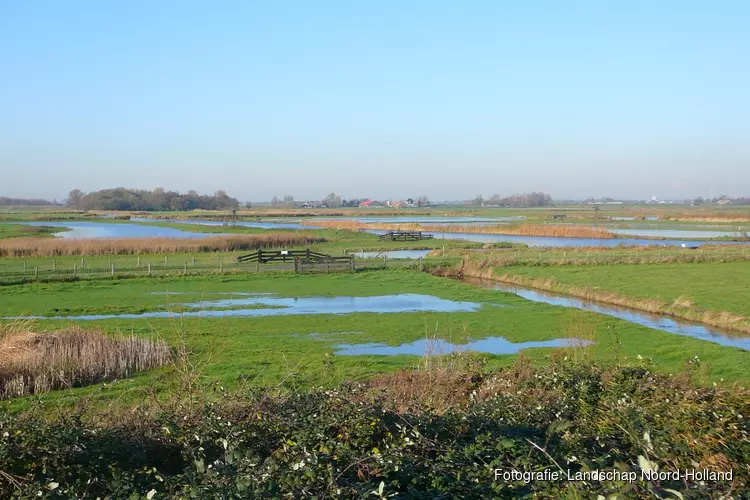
[417, 196, 430, 207]
[323, 192, 342, 208]
[66, 189, 85, 209]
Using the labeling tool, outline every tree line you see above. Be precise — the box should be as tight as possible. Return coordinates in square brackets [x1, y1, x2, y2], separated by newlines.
[0, 197, 54, 206]
[65, 188, 240, 211]
[471, 192, 553, 207]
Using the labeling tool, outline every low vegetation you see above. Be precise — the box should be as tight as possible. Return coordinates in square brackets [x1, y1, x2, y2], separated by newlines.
[0, 224, 62, 239]
[0, 358, 747, 498]
[439, 244, 750, 266]
[301, 220, 616, 238]
[0, 233, 327, 257]
[0, 323, 171, 399]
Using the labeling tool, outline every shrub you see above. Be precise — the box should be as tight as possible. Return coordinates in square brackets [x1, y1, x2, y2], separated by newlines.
[0, 360, 746, 498]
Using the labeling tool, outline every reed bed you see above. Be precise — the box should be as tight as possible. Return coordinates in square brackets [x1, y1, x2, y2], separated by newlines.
[301, 220, 615, 238]
[0, 233, 327, 257]
[0, 323, 171, 399]
[440, 245, 750, 267]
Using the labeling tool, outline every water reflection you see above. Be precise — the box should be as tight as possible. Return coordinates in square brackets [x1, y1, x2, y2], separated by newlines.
[334, 336, 591, 356]
[12, 294, 481, 320]
[463, 278, 750, 350]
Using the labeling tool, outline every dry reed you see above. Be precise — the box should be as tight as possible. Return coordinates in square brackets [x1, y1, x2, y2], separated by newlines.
[0, 323, 172, 399]
[300, 220, 615, 238]
[0, 233, 327, 257]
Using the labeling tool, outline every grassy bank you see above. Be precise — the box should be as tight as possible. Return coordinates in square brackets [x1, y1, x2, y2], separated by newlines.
[0, 224, 65, 239]
[453, 260, 750, 333]
[439, 244, 750, 266]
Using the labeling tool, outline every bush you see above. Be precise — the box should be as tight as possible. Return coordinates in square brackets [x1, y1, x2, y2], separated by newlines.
[0, 361, 747, 498]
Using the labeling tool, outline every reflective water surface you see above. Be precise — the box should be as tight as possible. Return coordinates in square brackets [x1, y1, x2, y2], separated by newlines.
[463, 278, 750, 350]
[13, 294, 482, 320]
[333, 336, 591, 356]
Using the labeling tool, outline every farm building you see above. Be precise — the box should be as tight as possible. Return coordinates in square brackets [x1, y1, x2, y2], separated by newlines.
[359, 200, 384, 208]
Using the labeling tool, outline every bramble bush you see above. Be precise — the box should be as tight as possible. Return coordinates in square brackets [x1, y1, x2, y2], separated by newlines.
[0, 359, 747, 498]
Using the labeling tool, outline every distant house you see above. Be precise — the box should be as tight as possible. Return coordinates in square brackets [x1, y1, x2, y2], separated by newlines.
[717, 199, 732, 205]
[390, 201, 405, 208]
[359, 199, 383, 208]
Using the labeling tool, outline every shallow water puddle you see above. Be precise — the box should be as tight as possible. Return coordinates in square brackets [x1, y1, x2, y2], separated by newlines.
[352, 250, 431, 259]
[333, 337, 591, 356]
[14, 294, 482, 320]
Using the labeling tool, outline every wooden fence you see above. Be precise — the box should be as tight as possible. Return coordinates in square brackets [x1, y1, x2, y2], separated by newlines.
[378, 231, 434, 241]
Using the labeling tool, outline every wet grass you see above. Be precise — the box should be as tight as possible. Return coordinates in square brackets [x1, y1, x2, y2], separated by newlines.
[469, 262, 750, 333]
[0, 224, 66, 239]
[0, 271, 747, 411]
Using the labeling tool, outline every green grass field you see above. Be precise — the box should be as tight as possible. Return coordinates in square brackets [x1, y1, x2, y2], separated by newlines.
[1, 270, 747, 412]
[0, 223, 63, 239]
[497, 262, 750, 318]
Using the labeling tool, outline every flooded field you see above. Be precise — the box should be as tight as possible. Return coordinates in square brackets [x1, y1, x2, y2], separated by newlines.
[15, 219, 750, 248]
[351, 249, 431, 259]
[464, 278, 750, 350]
[333, 336, 591, 356]
[11, 293, 482, 320]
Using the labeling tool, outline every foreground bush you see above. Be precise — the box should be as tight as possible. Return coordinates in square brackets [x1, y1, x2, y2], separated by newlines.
[0, 360, 747, 498]
[0, 325, 171, 399]
[0, 233, 327, 257]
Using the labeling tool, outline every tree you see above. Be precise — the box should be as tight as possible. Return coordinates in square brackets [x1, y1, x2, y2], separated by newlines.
[66, 189, 85, 209]
[417, 196, 429, 207]
[323, 192, 342, 208]
[472, 195, 484, 207]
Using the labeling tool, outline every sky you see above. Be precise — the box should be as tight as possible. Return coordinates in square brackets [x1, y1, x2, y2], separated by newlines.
[1, 1, 749, 202]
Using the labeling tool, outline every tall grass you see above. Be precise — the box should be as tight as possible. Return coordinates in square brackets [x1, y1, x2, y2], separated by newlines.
[442, 244, 750, 266]
[0, 323, 171, 399]
[0, 233, 327, 257]
[300, 220, 616, 238]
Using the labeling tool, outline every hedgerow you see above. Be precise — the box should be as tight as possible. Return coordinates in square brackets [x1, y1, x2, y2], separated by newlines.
[0, 360, 747, 498]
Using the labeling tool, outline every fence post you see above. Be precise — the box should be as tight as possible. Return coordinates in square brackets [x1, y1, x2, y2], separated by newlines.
[138, 256, 141, 268]
[108, 257, 111, 269]
[81, 257, 85, 269]
[164, 255, 168, 267]
[111, 263, 114, 277]
[148, 262, 151, 276]
[326, 258, 330, 273]
[53, 259, 56, 271]
[184, 261, 188, 274]
[350, 254, 355, 271]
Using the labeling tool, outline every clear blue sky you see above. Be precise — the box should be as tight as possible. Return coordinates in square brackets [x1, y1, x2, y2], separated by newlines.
[1, 1, 748, 201]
